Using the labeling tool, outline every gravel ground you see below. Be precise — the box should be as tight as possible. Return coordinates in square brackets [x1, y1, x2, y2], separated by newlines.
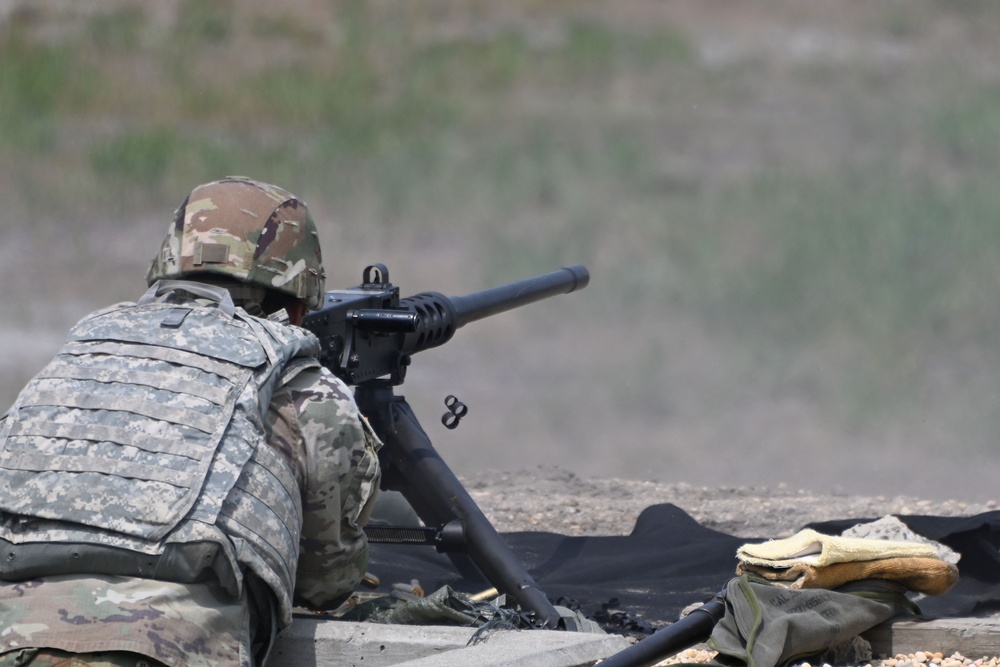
[457, 467, 1000, 667]
[461, 466, 999, 539]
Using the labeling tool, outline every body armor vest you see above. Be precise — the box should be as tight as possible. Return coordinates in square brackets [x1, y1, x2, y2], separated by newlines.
[0, 281, 320, 626]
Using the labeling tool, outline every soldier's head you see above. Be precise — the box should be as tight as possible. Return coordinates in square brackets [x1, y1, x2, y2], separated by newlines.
[146, 177, 326, 324]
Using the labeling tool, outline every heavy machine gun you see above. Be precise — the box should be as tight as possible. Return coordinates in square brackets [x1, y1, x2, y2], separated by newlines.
[301, 263, 590, 629]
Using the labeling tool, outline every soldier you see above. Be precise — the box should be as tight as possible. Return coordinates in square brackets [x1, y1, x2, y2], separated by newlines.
[0, 177, 381, 666]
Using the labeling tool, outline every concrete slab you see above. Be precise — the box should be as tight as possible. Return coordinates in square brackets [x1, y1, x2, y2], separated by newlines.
[270, 617, 631, 667]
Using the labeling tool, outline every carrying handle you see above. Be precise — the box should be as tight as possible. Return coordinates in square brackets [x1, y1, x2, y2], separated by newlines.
[139, 280, 236, 316]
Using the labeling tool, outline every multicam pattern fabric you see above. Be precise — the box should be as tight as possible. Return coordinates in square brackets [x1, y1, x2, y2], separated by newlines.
[268, 363, 381, 609]
[0, 648, 164, 667]
[0, 647, 165, 667]
[0, 575, 246, 666]
[146, 177, 326, 309]
[0, 286, 381, 665]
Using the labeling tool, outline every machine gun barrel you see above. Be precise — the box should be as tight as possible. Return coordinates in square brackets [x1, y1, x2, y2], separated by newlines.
[398, 264, 590, 360]
[450, 264, 590, 328]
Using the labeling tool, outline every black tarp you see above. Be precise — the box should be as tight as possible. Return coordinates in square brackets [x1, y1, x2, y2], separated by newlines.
[364, 504, 1000, 627]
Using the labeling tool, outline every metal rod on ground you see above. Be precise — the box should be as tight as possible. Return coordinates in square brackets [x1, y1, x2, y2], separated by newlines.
[598, 598, 727, 667]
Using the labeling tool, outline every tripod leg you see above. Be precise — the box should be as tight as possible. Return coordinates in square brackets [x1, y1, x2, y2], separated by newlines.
[356, 384, 564, 629]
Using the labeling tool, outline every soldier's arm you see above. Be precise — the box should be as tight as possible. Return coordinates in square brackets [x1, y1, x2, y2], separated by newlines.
[269, 367, 381, 610]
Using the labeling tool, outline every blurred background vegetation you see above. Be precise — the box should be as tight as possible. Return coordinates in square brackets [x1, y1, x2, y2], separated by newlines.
[3, 0, 1000, 501]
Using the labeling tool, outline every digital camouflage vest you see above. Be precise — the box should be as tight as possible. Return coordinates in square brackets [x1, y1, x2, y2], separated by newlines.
[0, 281, 320, 625]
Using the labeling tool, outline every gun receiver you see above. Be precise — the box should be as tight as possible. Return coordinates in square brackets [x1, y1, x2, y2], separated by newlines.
[301, 263, 590, 630]
[301, 263, 590, 385]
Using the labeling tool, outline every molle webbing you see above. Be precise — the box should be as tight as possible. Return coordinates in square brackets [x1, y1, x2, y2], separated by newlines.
[59, 340, 246, 383]
[217, 436, 303, 612]
[6, 421, 196, 459]
[0, 451, 197, 487]
[36, 357, 230, 404]
[23, 387, 220, 434]
[0, 331, 252, 543]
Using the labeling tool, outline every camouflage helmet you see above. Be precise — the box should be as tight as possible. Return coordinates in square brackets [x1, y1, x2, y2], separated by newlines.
[147, 176, 326, 309]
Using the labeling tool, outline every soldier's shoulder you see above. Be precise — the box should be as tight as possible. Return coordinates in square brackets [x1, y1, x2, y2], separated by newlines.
[284, 365, 354, 403]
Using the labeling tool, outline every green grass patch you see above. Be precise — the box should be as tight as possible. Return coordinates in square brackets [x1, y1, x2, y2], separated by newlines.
[174, 0, 233, 45]
[662, 167, 1000, 425]
[90, 128, 182, 183]
[929, 83, 1000, 167]
[0, 29, 76, 150]
[87, 7, 144, 51]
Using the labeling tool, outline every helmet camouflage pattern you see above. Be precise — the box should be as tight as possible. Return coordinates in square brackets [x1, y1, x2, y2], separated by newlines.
[147, 176, 326, 309]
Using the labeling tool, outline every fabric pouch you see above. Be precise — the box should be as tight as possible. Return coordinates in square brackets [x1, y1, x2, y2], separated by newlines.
[706, 575, 916, 667]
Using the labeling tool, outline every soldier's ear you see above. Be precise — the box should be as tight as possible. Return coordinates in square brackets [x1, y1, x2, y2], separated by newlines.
[286, 302, 306, 326]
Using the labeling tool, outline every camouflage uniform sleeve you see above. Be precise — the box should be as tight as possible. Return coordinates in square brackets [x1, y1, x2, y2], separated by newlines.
[267, 366, 381, 610]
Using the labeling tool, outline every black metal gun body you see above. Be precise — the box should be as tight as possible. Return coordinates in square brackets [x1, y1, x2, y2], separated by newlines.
[303, 263, 589, 386]
[301, 263, 590, 629]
